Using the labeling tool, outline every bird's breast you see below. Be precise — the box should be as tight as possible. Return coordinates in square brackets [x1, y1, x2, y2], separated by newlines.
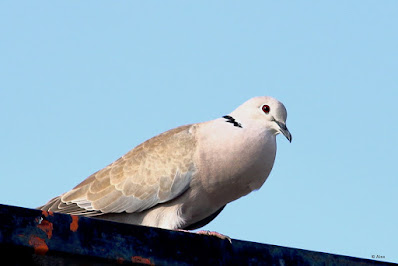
[193, 120, 277, 206]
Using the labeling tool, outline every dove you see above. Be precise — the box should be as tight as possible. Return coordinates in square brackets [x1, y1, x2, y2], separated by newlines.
[39, 96, 292, 231]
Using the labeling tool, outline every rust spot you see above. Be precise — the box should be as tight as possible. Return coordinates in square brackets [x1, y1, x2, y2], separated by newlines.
[131, 256, 154, 265]
[70, 215, 79, 232]
[116, 257, 125, 264]
[41, 210, 53, 217]
[37, 219, 53, 239]
[28, 236, 49, 255]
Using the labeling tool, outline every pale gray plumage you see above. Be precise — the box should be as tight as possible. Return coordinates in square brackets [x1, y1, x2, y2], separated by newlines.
[39, 96, 291, 230]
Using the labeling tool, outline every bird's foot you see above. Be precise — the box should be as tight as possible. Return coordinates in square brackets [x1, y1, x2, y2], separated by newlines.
[175, 229, 232, 243]
[196, 230, 232, 243]
[176, 229, 191, 233]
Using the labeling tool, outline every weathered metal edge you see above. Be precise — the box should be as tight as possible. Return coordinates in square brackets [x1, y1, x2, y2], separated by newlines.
[0, 204, 395, 265]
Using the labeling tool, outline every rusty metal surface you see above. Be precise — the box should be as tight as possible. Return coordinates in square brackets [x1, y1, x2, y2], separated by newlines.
[0, 204, 395, 265]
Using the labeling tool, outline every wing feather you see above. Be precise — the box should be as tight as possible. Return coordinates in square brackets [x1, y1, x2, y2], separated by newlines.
[40, 124, 197, 216]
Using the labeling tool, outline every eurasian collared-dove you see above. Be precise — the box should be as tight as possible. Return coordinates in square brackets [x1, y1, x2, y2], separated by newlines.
[39, 96, 291, 230]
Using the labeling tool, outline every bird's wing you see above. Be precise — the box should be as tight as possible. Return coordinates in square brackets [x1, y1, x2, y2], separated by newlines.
[40, 124, 197, 216]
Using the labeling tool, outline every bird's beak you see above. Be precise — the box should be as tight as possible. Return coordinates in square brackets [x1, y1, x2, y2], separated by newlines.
[275, 120, 292, 143]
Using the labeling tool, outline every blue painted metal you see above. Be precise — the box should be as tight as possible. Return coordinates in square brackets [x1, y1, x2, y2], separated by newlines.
[0, 204, 395, 265]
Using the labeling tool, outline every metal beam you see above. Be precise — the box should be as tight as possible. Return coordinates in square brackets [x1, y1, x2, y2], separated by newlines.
[0, 204, 394, 265]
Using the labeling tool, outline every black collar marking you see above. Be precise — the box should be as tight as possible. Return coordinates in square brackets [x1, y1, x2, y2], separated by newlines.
[222, 115, 242, 128]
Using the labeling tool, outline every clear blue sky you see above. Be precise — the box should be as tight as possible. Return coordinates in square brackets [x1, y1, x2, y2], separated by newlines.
[1, 1, 397, 263]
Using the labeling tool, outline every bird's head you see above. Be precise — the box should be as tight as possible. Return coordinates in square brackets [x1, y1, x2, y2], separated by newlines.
[229, 96, 292, 142]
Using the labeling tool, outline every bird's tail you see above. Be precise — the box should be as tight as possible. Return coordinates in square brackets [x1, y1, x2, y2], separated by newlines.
[38, 194, 102, 217]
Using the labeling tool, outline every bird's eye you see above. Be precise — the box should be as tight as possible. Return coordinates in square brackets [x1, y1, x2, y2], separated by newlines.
[262, 105, 270, 114]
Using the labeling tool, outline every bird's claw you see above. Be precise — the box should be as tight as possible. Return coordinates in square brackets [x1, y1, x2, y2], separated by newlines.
[196, 230, 232, 244]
